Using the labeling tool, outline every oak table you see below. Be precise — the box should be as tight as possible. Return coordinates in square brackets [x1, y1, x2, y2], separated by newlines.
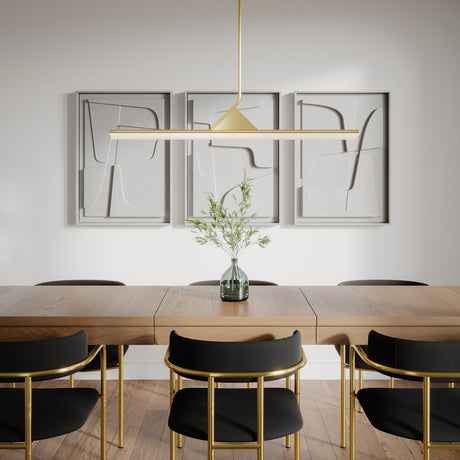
[302, 285, 460, 343]
[0, 285, 168, 344]
[2, 285, 460, 345]
[154, 285, 316, 344]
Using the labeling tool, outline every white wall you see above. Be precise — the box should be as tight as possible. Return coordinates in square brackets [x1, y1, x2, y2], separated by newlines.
[1, 0, 460, 379]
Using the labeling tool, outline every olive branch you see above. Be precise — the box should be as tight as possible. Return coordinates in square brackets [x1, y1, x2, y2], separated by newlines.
[185, 172, 271, 259]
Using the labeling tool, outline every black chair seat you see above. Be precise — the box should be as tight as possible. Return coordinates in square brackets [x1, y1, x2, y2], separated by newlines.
[169, 387, 303, 442]
[358, 387, 460, 442]
[0, 387, 100, 442]
[334, 344, 373, 370]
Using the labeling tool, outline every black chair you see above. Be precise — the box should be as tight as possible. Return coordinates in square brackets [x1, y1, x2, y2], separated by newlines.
[189, 280, 281, 406]
[35, 279, 127, 448]
[165, 330, 306, 459]
[350, 330, 460, 460]
[189, 280, 278, 286]
[0, 331, 106, 460]
[335, 279, 428, 447]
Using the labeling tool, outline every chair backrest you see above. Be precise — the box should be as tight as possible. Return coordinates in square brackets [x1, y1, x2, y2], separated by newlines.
[335, 279, 428, 357]
[36, 279, 125, 286]
[338, 279, 427, 286]
[0, 331, 89, 382]
[367, 330, 460, 380]
[189, 280, 278, 286]
[169, 330, 301, 377]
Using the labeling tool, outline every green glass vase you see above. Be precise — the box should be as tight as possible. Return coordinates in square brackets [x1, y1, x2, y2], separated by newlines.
[220, 258, 249, 301]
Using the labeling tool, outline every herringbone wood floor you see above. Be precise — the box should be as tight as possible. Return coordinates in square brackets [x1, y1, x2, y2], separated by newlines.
[0, 380, 459, 459]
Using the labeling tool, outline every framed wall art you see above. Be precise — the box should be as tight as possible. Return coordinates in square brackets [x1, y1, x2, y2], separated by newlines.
[294, 92, 388, 224]
[77, 92, 170, 224]
[186, 92, 279, 223]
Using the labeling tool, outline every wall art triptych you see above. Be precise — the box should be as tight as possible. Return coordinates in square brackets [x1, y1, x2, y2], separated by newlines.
[77, 92, 388, 226]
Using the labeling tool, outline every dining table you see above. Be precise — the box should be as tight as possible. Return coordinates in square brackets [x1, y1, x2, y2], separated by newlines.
[1, 284, 460, 344]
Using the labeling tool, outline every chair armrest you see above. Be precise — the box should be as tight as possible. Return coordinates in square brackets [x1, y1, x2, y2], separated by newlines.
[351, 344, 460, 379]
[165, 348, 307, 380]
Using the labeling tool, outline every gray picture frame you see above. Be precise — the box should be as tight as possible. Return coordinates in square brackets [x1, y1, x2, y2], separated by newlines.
[294, 92, 389, 225]
[185, 92, 280, 224]
[76, 92, 171, 225]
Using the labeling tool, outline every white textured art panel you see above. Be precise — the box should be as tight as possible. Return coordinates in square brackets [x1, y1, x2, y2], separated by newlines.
[187, 93, 279, 223]
[78, 93, 170, 224]
[295, 93, 388, 224]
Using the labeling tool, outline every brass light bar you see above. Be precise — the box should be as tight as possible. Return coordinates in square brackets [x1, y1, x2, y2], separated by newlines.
[110, 129, 360, 140]
[109, 0, 359, 141]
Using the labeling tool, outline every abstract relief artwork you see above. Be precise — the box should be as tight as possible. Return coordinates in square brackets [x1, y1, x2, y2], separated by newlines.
[77, 93, 170, 224]
[295, 93, 388, 224]
[187, 93, 279, 223]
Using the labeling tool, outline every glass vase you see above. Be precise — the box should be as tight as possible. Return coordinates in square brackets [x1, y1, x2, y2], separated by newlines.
[220, 258, 249, 301]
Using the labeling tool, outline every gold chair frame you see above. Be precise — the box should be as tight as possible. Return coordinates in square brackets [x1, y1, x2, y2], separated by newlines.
[0, 345, 107, 460]
[69, 344, 124, 447]
[339, 344, 394, 447]
[165, 349, 306, 460]
[349, 345, 460, 460]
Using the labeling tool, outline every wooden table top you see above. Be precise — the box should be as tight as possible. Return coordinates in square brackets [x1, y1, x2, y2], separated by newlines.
[0, 286, 168, 344]
[1, 285, 460, 345]
[302, 286, 460, 343]
[154, 286, 316, 344]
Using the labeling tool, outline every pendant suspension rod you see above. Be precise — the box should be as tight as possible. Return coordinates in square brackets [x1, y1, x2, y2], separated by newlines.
[227, 0, 242, 110]
[237, 0, 242, 106]
[210, 0, 243, 130]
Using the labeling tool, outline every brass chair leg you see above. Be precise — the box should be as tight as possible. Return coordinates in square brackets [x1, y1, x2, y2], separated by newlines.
[177, 375, 183, 448]
[449, 382, 455, 389]
[118, 344, 124, 448]
[358, 369, 363, 413]
[294, 371, 301, 459]
[390, 376, 394, 388]
[208, 376, 215, 460]
[294, 430, 300, 460]
[340, 344, 346, 448]
[25, 377, 32, 460]
[257, 376, 264, 460]
[169, 370, 177, 460]
[423, 376, 431, 460]
[9, 382, 15, 389]
[26, 442, 32, 460]
[69, 374, 74, 388]
[349, 347, 356, 460]
[170, 429, 176, 460]
[285, 376, 291, 448]
[100, 346, 107, 460]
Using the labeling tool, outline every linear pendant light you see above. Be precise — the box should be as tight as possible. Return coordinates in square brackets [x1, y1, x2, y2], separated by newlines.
[109, 0, 359, 141]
